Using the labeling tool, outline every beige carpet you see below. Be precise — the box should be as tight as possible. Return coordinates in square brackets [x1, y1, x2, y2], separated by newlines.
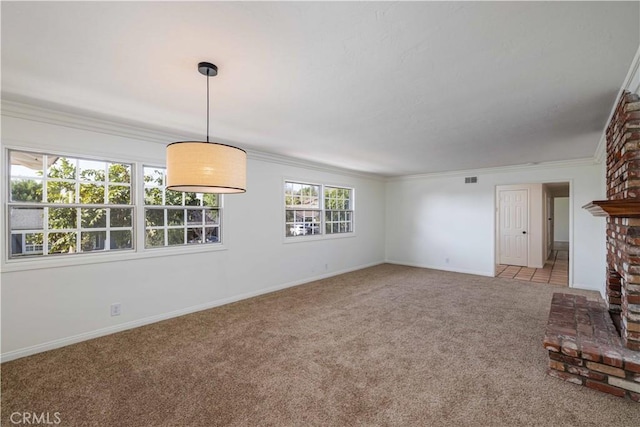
[2, 264, 638, 426]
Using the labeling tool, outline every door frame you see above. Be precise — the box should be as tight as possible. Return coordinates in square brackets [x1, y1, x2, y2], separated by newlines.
[494, 180, 573, 287]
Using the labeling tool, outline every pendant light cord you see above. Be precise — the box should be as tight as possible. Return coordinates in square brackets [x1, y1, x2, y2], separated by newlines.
[206, 74, 210, 143]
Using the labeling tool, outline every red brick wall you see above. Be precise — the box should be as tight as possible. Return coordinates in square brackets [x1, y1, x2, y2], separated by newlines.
[605, 91, 640, 351]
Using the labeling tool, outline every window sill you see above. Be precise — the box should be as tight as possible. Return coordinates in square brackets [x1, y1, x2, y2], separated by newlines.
[1, 243, 227, 273]
[282, 232, 356, 244]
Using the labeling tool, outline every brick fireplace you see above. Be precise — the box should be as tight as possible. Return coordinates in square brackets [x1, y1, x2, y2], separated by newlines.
[543, 91, 640, 402]
[586, 91, 640, 351]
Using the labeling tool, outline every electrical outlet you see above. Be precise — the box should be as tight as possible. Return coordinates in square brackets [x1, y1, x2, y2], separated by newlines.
[110, 303, 121, 317]
[445, 258, 450, 264]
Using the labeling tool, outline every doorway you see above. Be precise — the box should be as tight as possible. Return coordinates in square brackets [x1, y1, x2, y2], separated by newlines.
[495, 182, 570, 286]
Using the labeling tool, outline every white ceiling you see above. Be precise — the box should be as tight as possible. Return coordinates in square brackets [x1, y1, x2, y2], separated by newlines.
[2, 2, 639, 176]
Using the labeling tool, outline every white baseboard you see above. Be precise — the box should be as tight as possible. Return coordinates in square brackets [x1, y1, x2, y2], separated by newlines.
[384, 259, 494, 278]
[0, 260, 385, 363]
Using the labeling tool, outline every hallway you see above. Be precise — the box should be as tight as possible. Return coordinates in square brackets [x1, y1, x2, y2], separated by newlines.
[496, 242, 568, 286]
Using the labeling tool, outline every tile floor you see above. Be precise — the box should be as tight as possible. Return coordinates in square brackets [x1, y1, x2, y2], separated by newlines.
[496, 242, 568, 286]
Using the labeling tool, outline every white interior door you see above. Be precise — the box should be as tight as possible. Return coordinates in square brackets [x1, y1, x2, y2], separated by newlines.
[499, 189, 528, 266]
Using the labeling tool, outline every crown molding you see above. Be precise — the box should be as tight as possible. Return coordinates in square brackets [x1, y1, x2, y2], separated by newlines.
[1, 93, 197, 144]
[246, 151, 384, 181]
[387, 158, 597, 182]
[1, 93, 383, 181]
[594, 133, 606, 164]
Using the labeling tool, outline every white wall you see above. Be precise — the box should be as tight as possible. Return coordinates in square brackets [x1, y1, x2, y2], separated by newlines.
[385, 160, 606, 292]
[0, 114, 386, 361]
[553, 197, 570, 242]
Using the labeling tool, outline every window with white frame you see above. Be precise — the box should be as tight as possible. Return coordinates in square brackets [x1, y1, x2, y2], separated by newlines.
[8, 150, 133, 258]
[284, 181, 353, 238]
[143, 166, 220, 248]
[6, 149, 224, 262]
[324, 186, 353, 234]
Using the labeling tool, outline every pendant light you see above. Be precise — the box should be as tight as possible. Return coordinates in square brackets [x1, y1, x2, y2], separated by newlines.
[166, 62, 247, 193]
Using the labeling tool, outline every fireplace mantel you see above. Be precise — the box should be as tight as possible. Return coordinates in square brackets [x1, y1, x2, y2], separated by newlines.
[582, 200, 640, 217]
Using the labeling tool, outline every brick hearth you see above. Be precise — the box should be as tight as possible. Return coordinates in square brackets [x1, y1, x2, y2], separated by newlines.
[544, 293, 640, 401]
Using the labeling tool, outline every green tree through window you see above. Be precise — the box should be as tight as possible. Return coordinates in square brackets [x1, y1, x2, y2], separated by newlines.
[8, 151, 133, 257]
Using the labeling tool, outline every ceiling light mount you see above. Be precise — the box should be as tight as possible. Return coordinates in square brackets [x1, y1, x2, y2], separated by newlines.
[165, 61, 247, 194]
[198, 62, 218, 77]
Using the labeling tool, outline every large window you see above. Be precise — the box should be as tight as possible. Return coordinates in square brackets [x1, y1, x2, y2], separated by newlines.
[8, 150, 133, 258]
[285, 181, 353, 238]
[6, 149, 223, 262]
[143, 167, 220, 248]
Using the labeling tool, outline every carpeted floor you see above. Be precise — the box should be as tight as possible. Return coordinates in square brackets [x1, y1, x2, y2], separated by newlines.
[2, 264, 639, 426]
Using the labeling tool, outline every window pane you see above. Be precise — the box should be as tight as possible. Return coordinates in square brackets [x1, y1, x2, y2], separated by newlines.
[47, 157, 76, 179]
[11, 179, 43, 202]
[79, 160, 106, 181]
[184, 193, 201, 206]
[49, 208, 77, 229]
[187, 209, 203, 225]
[167, 209, 184, 226]
[10, 207, 44, 230]
[286, 209, 321, 237]
[108, 163, 131, 183]
[168, 229, 184, 246]
[11, 232, 44, 257]
[79, 183, 105, 204]
[49, 232, 76, 254]
[166, 190, 182, 206]
[47, 181, 76, 203]
[81, 208, 107, 228]
[10, 151, 44, 178]
[145, 188, 163, 205]
[187, 227, 205, 244]
[325, 187, 351, 210]
[110, 230, 132, 250]
[144, 167, 164, 186]
[110, 208, 132, 227]
[146, 229, 164, 248]
[205, 227, 219, 243]
[204, 210, 219, 225]
[285, 182, 320, 208]
[145, 209, 165, 227]
[202, 193, 218, 207]
[108, 185, 130, 204]
[81, 231, 106, 252]
[301, 185, 319, 208]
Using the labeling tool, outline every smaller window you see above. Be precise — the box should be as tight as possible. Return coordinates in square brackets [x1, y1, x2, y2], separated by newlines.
[324, 186, 353, 234]
[143, 167, 221, 248]
[284, 181, 353, 238]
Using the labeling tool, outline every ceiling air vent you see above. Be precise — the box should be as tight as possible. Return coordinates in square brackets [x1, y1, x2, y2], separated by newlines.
[464, 176, 478, 184]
